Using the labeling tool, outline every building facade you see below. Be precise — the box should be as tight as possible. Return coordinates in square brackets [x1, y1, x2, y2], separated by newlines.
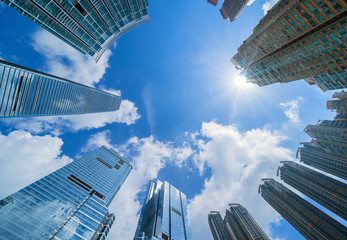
[259, 179, 347, 239]
[298, 143, 347, 180]
[0, 59, 121, 118]
[231, 0, 347, 91]
[224, 204, 269, 240]
[0, 146, 132, 239]
[208, 0, 219, 7]
[278, 161, 347, 220]
[1, 0, 150, 62]
[327, 91, 347, 115]
[134, 180, 193, 240]
[208, 211, 231, 240]
[220, 0, 250, 22]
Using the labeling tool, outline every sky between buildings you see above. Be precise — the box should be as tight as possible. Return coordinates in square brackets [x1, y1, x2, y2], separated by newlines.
[0, 0, 344, 239]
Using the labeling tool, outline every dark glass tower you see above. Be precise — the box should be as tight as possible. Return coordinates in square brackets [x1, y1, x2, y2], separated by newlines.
[208, 211, 231, 240]
[231, 0, 347, 91]
[224, 204, 269, 240]
[278, 161, 347, 220]
[0, 146, 132, 239]
[134, 180, 193, 240]
[0, 60, 121, 118]
[298, 143, 347, 180]
[1, 0, 150, 62]
[220, 0, 250, 22]
[259, 179, 347, 239]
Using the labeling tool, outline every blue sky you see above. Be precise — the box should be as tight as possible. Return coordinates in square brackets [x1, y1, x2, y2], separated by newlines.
[0, 0, 345, 239]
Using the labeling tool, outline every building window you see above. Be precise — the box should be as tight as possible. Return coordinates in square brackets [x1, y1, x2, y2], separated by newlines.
[96, 157, 113, 169]
[72, 0, 87, 16]
[162, 233, 169, 240]
[114, 164, 120, 170]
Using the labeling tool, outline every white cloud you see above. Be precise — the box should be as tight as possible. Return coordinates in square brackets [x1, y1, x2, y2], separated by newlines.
[262, 0, 279, 15]
[0, 130, 72, 199]
[280, 97, 304, 124]
[81, 132, 193, 239]
[247, 0, 256, 6]
[188, 121, 294, 239]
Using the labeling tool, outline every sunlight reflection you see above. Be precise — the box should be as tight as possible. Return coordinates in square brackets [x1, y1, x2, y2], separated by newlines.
[232, 72, 255, 90]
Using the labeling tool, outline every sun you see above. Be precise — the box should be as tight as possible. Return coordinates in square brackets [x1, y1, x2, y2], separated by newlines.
[233, 72, 254, 90]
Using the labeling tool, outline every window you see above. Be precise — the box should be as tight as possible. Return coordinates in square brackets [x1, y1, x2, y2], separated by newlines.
[162, 233, 169, 240]
[118, 160, 124, 165]
[67, 175, 92, 191]
[114, 164, 120, 170]
[96, 157, 113, 169]
[72, 0, 87, 16]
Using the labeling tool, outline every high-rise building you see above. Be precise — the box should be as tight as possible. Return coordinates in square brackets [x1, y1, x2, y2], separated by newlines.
[1, 0, 150, 62]
[278, 161, 347, 220]
[220, 0, 249, 22]
[224, 204, 269, 240]
[304, 119, 347, 156]
[297, 143, 347, 180]
[208, 211, 231, 240]
[327, 91, 347, 118]
[134, 180, 193, 240]
[0, 59, 121, 118]
[208, 0, 219, 7]
[231, 0, 347, 91]
[259, 179, 347, 239]
[0, 146, 132, 240]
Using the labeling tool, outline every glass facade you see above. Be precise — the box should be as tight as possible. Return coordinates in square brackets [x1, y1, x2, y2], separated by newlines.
[327, 91, 347, 115]
[231, 0, 347, 91]
[208, 211, 231, 240]
[0, 59, 121, 118]
[134, 180, 193, 240]
[279, 161, 347, 220]
[220, 0, 249, 22]
[298, 143, 347, 180]
[0, 146, 132, 240]
[1, 0, 150, 62]
[224, 204, 269, 240]
[259, 179, 347, 240]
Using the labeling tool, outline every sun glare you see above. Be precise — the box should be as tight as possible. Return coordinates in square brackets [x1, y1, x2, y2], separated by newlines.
[233, 72, 253, 90]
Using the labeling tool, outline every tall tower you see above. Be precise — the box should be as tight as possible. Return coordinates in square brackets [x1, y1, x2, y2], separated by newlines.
[259, 179, 347, 239]
[1, 0, 150, 62]
[0, 59, 121, 118]
[278, 161, 347, 220]
[298, 143, 347, 180]
[208, 211, 231, 240]
[134, 180, 193, 240]
[0, 146, 132, 239]
[231, 0, 347, 91]
[224, 204, 269, 240]
[327, 91, 347, 116]
[220, 0, 250, 22]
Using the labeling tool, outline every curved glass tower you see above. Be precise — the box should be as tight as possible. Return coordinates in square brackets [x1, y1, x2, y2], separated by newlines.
[0, 146, 132, 240]
[1, 0, 150, 62]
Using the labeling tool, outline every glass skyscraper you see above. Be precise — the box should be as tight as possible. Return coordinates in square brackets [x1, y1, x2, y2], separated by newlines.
[1, 0, 150, 62]
[0, 59, 121, 118]
[134, 180, 193, 240]
[327, 91, 347, 116]
[224, 204, 269, 240]
[220, 0, 250, 22]
[298, 143, 347, 180]
[259, 179, 347, 239]
[231, 0, 347, 91]
[278, 161, 346, 220]
[208, 211, 231, 240]
[0, 146, 132, 240]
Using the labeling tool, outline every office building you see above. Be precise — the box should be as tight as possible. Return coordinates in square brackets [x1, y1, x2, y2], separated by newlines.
[327, 91, 347, 118]
[208, 0, 219, 7]
[0, 146, 132, 240]
[231, 0, 347, 91]
[220, 0, 250, 22]
[259, 179, 347, 239]
[224, 204, 269, 240]
[1, 0, 150, 62]
[134, 180, 193, 240]
[278, 161, 347, 220]
[208, 211, 231, 240]
[0, 59, 121, 118]
[298, 143, 347, 180]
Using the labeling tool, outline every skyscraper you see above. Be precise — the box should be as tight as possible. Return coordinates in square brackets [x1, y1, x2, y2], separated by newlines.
[1, 0, 150, 62]
[231, 0, 347, 91]
[134, 180, 193, 240]
[220, 0, 250, 22]
[208, 0, 219, 7]
[208, 211, 231, 240]
[327, 91, 347, 116]
[224, 204, 269, 240]
[278, 161, 347, 220]
[0, 59, 121, 118]
[0, 146, 132, 239]
[297, 143, 347, 180]
[259, 179, 347, 239]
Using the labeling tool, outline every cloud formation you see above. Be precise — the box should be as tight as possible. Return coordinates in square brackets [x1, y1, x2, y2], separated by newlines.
[262, 0, 280, 15]
[0, 130, 72, 199]
[280, 97, 304, 124]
